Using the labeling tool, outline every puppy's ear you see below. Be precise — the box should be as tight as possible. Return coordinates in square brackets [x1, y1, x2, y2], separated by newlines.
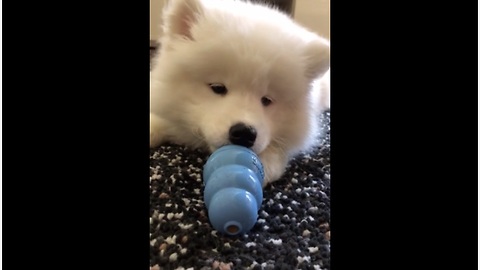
[303, 38, 330, 80]
[162, 0, 204, 40]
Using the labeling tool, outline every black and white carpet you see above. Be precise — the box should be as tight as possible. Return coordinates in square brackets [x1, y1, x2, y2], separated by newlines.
[150, 46, 330, 269]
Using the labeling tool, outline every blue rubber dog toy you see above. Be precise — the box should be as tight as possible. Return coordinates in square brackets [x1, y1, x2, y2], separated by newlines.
[203, 145, 264, 236]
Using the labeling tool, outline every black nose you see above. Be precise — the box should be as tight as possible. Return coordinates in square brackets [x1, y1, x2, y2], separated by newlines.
[229, 123, 257, 148]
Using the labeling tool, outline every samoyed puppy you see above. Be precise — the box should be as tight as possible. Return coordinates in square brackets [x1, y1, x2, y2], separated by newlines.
[150, 0, 330, 186]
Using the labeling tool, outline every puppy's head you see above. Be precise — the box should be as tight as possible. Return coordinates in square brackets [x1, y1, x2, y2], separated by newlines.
[152, 0, 330, 154]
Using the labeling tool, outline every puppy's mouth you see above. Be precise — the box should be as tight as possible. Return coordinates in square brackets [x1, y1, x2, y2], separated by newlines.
[207, 143, 225, 153]
[203, 124, 266, 154]
[207, 142, 264, 155]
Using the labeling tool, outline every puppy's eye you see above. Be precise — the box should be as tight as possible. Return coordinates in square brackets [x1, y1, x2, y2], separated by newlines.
[208, 83, 227, 95]
[261, 96, 273, 106]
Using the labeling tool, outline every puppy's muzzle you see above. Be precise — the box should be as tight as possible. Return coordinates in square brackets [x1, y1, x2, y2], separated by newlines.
[229, 123, 257, 148]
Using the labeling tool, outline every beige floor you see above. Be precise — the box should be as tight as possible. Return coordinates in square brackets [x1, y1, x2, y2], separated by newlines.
[294, 0, 330, 39]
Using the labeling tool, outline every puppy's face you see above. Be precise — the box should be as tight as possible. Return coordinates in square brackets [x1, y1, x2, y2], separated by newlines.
[153, 0, 330, 154]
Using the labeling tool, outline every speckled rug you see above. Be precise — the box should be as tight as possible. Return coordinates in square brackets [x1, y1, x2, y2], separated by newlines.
[149, 48, 330, 270]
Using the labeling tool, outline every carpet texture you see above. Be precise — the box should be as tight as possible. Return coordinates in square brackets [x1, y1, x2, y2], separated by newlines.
[150, 49, 331, 270]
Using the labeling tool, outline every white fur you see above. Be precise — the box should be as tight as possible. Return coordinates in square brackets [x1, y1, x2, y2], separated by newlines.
[150, 0, 330, 186]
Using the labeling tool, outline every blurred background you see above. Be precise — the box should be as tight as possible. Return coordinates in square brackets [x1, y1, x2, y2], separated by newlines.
[150, 0, 330, 47]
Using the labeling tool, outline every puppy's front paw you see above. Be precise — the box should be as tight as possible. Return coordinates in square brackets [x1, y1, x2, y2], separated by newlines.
[259, 148, 289, 187]
[150, 113, 167, 148]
